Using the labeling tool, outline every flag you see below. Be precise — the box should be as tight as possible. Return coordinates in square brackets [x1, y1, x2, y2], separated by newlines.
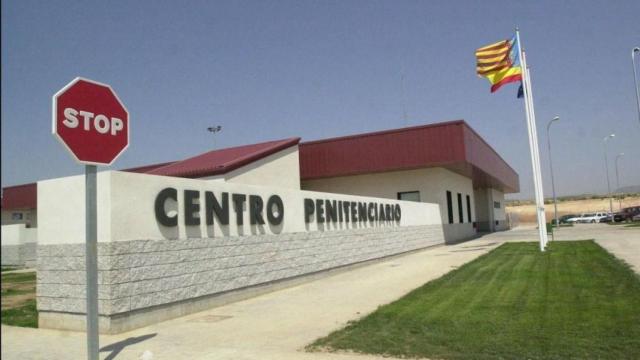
[475, 35, 523, 95]
[517, 84, 524, 98]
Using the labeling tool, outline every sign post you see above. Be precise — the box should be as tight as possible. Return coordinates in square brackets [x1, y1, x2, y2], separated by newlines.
[85, 164, 98, 359]
[53, 77, 129, 360]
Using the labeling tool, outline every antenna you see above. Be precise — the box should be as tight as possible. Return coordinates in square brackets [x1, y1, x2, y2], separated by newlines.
[401, 71, 408, 125]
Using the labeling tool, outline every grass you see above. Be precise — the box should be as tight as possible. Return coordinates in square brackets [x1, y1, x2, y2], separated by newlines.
[1, 300, 38, 327]
[307, 241, 640, 360]
[606, 221, 640, 228]
[1, 271, 38, 328]
[1, 267, 19, 273]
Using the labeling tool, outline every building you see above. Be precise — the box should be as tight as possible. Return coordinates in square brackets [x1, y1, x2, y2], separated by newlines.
[3, 119, 520, 332]
[299, 120, 518, 240]
[2, 120, 517, 265]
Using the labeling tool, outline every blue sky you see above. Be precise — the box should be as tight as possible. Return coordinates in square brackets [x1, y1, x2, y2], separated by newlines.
[2, 0, 639, 199]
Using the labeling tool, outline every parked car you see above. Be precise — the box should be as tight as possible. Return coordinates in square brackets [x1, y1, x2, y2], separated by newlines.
[581, 212, 609, 223]
[601, 212, 626, 223]
[566, 214, 588, 224]
[552, 214, 578, 225]
[568, 212, 608, 224]
[621, 206, 640, 221]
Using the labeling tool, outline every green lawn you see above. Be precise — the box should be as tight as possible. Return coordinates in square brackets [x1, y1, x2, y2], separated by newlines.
[308, 241, 640, 360]
[1, 271, 38, 328]
[1, 300, 38, 327]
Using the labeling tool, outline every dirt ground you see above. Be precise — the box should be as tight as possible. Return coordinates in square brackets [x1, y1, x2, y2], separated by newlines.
[507, 196, 640, 223]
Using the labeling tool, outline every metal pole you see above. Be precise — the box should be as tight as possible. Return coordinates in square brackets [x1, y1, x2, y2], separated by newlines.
[632, 48, 640, 126]
[603, 135, 615, 219]
[207, 126, 222, 149]
[522, 50, 548, 247]
[546, 116, 560, 231]
[615, 153, 624, 212]
[516, 29, 546, 251]
[525, 63, 549, 247]
[85, 165, 99, 360]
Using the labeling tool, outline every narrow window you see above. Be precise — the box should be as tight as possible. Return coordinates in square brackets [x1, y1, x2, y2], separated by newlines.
[457, 193, 463, 224]
[466, 195, 472, 223]
[446, 191, 453, 224]
[397, 191, 420, 202]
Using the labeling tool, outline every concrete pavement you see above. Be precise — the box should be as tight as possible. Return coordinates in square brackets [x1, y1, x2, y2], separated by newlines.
[1, 224, 638, 359]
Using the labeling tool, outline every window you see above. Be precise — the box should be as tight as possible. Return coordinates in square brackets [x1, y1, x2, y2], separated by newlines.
[397, 191, 420, 202]
[466, 195, 472, 223]
[446, 191, 453, 224]
[494, 201, 501, 209]
[11, 212, 23, 220]
[457, 193, 463, 224]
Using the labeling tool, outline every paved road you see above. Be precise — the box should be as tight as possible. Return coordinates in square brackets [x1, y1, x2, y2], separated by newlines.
[1, 224, 638, 360]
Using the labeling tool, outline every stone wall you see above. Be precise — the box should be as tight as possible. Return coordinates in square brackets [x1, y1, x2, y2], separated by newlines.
[1, 245, 22, 266]
[1, 224, 37, 267]
[37, 224, 443, 333]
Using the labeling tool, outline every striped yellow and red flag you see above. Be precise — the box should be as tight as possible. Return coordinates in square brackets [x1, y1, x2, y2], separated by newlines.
[475, 36, 522, 93]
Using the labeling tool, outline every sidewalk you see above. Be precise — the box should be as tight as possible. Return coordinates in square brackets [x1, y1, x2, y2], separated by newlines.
[2, 224, 637, 359]
[1, 236, 503, 360]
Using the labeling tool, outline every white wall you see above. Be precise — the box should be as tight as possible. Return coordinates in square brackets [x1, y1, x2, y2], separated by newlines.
[38, 171, 442, 245]
[201, 145, 300, 190]
[474, 188, 491, 223]
[301, 167, 476, 242]
[491, 188, 506, 221]
[1, 224, 37, 246]
[302, 167, 475, 225]
[473, 187, 506, 231]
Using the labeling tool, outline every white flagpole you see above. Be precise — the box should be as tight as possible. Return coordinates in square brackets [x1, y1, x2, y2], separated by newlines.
[516, 29, 547, 251]
[523, 59, 549, 247]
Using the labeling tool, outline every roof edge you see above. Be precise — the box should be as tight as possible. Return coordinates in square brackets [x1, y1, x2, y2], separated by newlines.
[153, 137, 301, 178]
[300, 120, 465, 146]
[459, 121, 518, 175]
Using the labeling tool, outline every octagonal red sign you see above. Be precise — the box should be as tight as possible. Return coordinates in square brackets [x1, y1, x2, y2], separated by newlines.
[52, 77, 129, 165]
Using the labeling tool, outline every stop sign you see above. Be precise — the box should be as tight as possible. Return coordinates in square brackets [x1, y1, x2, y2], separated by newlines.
[53, 77, 129, 165]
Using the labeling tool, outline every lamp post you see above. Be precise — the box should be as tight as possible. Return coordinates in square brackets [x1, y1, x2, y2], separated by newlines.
[632, 47, 640, 126]
[207, 125, 222, 149]
[603, 134, 615, 218]
[615, 152, 624, 212]
[546, 116, 560, 230]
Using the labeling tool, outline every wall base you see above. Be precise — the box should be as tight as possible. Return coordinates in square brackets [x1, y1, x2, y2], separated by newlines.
[1, 243, 36, 267]
[38, 243, 441, 334]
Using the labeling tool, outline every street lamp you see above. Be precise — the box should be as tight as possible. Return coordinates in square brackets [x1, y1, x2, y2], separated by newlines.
[207, 125, 222, 149]
[546, 116, 560, 230]
[603, 133, 615, 218]
[632, 47, 640, 126]
[615, 152, 624, 212]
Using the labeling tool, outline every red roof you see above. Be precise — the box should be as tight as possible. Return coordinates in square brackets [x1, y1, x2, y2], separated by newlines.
[147, 138, 300, 178]
[122, 161, 178, 174]
[1, 183, 37, 210]
[299, 120, 519, 193]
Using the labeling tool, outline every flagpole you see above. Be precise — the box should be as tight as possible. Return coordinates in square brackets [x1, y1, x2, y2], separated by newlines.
[523, 59, 549, 247]
[516, 28, 547, 251]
